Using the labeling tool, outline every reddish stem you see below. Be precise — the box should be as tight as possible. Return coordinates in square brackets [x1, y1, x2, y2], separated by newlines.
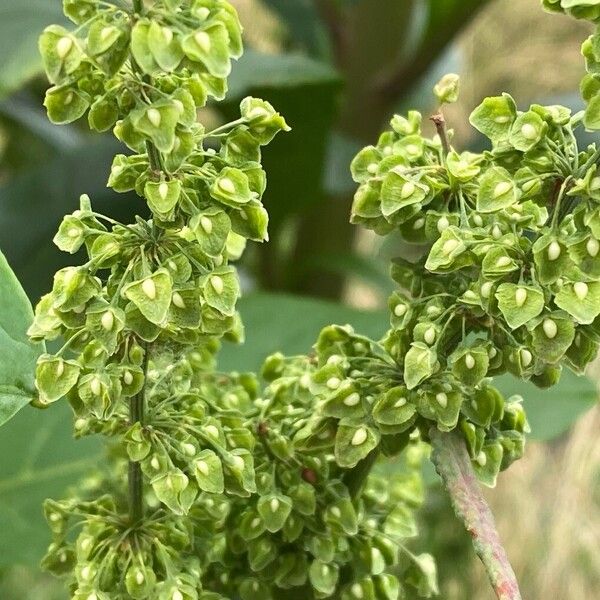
[429, 428, 522, 600]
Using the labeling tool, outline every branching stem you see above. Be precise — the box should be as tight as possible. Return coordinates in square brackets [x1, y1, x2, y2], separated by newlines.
[429, 429, 522, 600]
[430, 111, 451, 157]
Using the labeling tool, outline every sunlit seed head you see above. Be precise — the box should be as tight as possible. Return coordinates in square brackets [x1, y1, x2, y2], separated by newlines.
[206, 424, 219, 438]
[196, 459, 209, 476]
[465, 353, 475, 369]
[270, 498, 280, 512]
[366, 163, 378, 175]
[218, 177, 236, 194]
[515, 287, 528, 307]
[67, 227, 81, 238]
[481, 281, 493, 299]
[74, 418, 87, 430]
[442, 238, 459, 255]
[172, 292, 186, 309]
[394, 397, 407, 408]
[81, 565, 92, 580]
[98, 24, 118, 42]
[351, 428, 368, 446]
[248, 106, 270, 120]
[327, 377, 341, 390]
[394, 303, 407, 317]
[162, 27, 174, 44]
[494, 114, 511, 124]
[492, 225, 502, 239]
[547, 241, 561, 261]
[520, 349, 533, 367]
[330, 506, 342, 518]
[210, 275, 224, 295]
[344, 392, 361, 407]
[182, 442, 195, 456]
[90, 377, 102, 396]
[56, 36, 73, 59]
[587, 237, 600, 258]
[194, 6, 210, 20]
[123, 370, 134, 386]
[232, 455, 245, 470]
[437, 216, 450, 233]
[413, 217, 425, 230]
[142, 278, 157, 300]
[158, 182, 170, 200]
[147, 108, 162, 128]
[351, 583, 364, 599]
[151, 457, 160, 470]
[494, 181, 512, 198]
[436, 393, 448, 408]
[135, 571, 145, 585]
[495, 256, 512, 268]
[427, 305, 442, 317]
[55, 358, 65, 378]
[400, 181, 416, 199]
[200, 216, 213, 234]
[194, 30, 211, 52]
[476, 451, 487, 467]
[520, 123, 538, 140]
[406, 144, 420, 156]
[543, 318, 558, 339]
[172, 591, 184, 600]
[574, 281, 589, 300]
[101, 311, 114, 331]
[424, 327, 436, 345]
[473, 214, 484, 227]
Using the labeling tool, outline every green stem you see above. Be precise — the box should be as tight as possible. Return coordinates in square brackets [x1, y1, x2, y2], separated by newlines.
[128, 345, 149, 524]
[133, 0, 144, 14]
[343, 448, 379, 498]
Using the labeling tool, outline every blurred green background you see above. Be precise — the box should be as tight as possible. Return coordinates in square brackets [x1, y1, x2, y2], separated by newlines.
[0, 1, 598, 598]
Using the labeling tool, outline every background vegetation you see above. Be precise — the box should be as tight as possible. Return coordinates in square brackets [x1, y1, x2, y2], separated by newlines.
[0, 0, 597, 598]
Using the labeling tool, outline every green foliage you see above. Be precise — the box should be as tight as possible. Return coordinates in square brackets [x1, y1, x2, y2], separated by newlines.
[0, 403, 100, 566]
[0, 1, 598, 599]
[0, 250, 44, 426]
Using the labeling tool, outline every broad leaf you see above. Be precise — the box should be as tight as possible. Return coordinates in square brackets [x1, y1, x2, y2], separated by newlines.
[0, 250, 44, 426]
[0, 403, 100, 566]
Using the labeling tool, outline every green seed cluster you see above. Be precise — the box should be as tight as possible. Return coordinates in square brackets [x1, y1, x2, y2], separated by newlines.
[345, 81, 600, 482]
[28, 1, 600, 599]
[543, 0, 600, 22]
[33, 0, 295, 598]
[198, 354, 436, 600]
